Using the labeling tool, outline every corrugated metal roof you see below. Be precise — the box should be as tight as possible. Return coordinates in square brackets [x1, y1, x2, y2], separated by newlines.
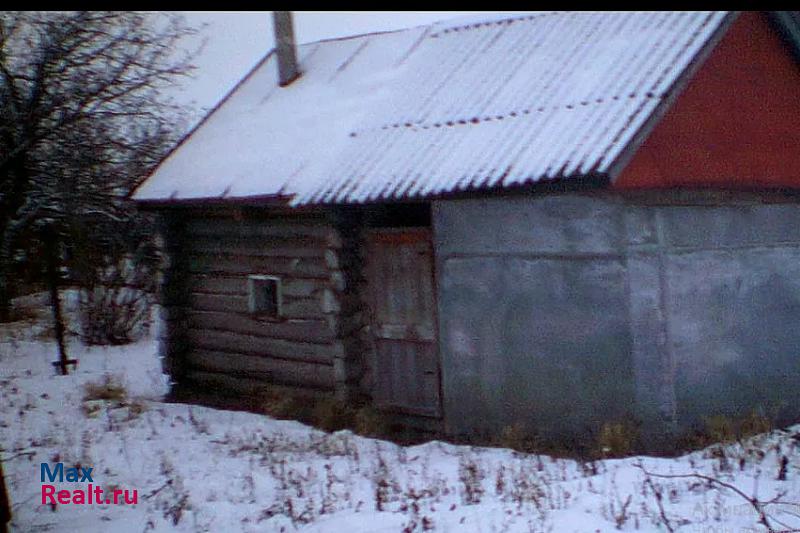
[132, 11, 730, 205]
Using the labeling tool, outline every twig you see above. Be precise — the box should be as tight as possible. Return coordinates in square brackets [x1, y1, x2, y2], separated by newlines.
[143, 481, 170, 500]
[635, 462, 675, 533]
[1, 450, 36, 461]
[636, 465, 781, 532]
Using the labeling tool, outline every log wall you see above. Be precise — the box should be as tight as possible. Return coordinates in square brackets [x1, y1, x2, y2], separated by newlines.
[156, 208, 364, 400]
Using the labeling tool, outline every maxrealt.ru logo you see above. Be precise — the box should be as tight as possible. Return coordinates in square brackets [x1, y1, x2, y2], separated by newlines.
[40, 463, 138, 506]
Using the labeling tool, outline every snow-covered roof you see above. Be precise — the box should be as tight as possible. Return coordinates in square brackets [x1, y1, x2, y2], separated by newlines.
[132, 11, 730, 205]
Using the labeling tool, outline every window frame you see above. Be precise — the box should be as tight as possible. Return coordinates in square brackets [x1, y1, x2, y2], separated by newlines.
[247, 274, 282, 319]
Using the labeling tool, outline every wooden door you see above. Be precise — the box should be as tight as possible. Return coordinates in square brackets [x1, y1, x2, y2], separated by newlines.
[365, 228, 441, 417]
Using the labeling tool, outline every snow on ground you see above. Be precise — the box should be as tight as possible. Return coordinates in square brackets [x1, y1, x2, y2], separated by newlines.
[1, 293, 799, 532]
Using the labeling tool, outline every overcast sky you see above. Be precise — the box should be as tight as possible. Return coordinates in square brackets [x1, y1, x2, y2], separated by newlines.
[172, 11, 536, 119]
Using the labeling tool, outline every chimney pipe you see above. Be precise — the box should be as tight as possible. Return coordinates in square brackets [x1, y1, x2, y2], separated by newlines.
[273, 11, 300, 86]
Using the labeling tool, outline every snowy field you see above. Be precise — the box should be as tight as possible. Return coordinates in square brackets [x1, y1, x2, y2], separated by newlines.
[1, 293, 799, 532]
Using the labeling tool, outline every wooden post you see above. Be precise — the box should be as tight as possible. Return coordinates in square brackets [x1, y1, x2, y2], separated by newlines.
[0, 455, 10, 533]
[157, 213, 190, 392]
[43, 226, 76, 375]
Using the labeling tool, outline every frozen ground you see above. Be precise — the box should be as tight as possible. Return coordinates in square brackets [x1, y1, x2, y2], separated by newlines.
[1, 292, 798, 532]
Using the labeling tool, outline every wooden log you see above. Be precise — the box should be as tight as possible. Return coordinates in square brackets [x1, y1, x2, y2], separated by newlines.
[320, 289, 365, 316]
[191, 276, 324, 298]
[187, 310, 334, 343]
[186, 328, 341, 363]
[186, 349, 335, 389]
[184, 370, 334, 397]
[324, 313, 362, 338]
[379, 409, 444, 433]
[159, 305, 187, 323]
[158, 318, 190, 342]
[189, 238, 328, 259]
[190, 292, 324, 319]
[188, 254, 330, 278]
[190, 276, 247, 295]
[186, 218, 340, 244]
[157, 213, 191, 383]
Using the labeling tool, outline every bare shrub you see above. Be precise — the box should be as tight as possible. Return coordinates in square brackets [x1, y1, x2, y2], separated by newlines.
[373, 452, 400, 511]
[77, 255, 154, 346]
[145, 456, 192, 527]
[610, 493, 633, 530]
[458, 454, 485, 505]
[507, 460, 545, 510]
[401, 487, 436, 532]
[636, 463, 797, 533]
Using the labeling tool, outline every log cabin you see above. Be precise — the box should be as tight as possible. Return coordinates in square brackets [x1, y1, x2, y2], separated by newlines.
[132, 11, 800, 448]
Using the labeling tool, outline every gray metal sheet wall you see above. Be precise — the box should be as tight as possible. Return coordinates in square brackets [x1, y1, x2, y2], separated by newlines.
[433, 194, 800, 444]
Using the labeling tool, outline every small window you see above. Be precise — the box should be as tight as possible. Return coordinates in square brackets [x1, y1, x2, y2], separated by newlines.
[248, 275, 281, 318]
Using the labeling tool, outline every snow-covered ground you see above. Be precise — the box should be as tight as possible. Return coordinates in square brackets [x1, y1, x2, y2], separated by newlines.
[1, 293, 798, 532]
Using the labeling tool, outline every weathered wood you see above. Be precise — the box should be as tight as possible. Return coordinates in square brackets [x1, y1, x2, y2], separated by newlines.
[158, 318, 190, 342]
[186, 328, 341, 363]
[191, 292, 324, 319]
[378, 409, 444, 433]
[187, 349, 334, 389]
[191, 276, 325, 298]
[184, 370, 334, 396]
[159, 305, 188, 323]
[157, 213, 191, 384]
[188, 254, 330, 278]
[189, 238, 329, 259]
[320, 288, 364, 315]
[333, 355, 364, 383]
[188, 310, 334, 343]
[157, 210, 380, 406]
[365, 229, 441, 416]
[324, 313, 363, 338]
[186, 218, 340, 243]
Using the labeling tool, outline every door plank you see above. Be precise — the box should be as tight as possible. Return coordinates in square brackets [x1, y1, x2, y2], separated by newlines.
[366, 229, 441, 416]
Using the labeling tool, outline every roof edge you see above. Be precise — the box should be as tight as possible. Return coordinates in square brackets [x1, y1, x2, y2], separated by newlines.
[128, 49, 276, 202]
[135, 193, 293, 210]
[769, 11, 800, 64]
[605, 11, 738, 184]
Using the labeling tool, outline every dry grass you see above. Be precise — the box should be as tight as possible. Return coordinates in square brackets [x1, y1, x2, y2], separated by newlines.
[597, 421, 640, 458]
[83, 374, 127, 403]
[354, 406, 391, 438]
[258, 390, 313, 421]
[311, 397, 356, 432]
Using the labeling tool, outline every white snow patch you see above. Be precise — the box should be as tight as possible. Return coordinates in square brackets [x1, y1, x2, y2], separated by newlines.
[1, 293, 798, 532]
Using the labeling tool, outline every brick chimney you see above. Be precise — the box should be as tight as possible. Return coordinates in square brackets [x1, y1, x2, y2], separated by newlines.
[273, 11, 300, 86]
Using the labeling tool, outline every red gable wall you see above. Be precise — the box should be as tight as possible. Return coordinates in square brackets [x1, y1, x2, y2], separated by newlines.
[614, 12, 800, 190]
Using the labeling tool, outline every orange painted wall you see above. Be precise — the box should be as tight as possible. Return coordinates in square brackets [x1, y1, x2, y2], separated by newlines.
[614, 12, 800, 190]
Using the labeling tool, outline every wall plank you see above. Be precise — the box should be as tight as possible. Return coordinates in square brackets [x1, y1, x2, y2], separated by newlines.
[186, 328, 341, 364]
[189, 238, 329, 259]
[187, 310, 334, 343]
[186, 218, 339, 243]
[191, 276, 324, 298]
[186, 349, 334, 389]
[188, 254, 329, 278]
[191, 292, 324, 319]
[185, 370, 333, 396]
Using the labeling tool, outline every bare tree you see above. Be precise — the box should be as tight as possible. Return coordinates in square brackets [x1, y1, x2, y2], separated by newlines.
[0, 11, 197, 321]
